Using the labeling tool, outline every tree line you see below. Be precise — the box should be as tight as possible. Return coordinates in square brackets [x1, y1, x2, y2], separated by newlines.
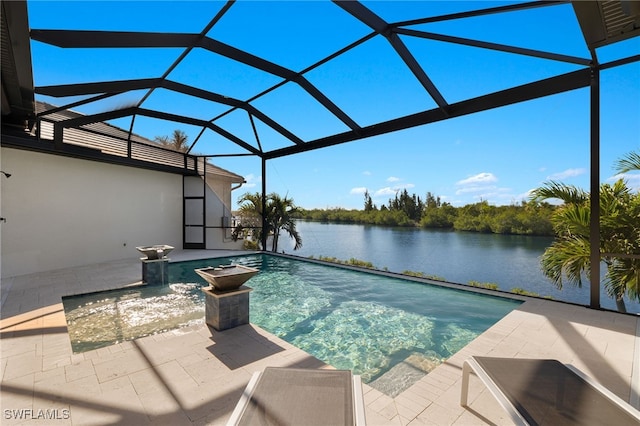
[295, 189, 556, 236]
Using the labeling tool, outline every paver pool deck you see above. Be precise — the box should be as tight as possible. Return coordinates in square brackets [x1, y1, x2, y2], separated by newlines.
[2, 250, 638, 425]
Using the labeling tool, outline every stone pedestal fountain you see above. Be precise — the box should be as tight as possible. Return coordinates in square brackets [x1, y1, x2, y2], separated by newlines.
[136, 245, 174, 285]
[196, 264, 259, 331]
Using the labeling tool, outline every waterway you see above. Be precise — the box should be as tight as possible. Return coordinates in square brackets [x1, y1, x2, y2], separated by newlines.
[279, 220, 640, 314]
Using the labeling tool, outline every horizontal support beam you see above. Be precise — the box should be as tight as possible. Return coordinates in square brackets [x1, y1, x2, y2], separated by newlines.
[599, 54, 640, 71]
[395, 28, 591, 66]
[36, 78, 162, 97]
[265, 68, 591, 159]
[36, 92, 121, 117]
[32, 29, 360, 133]
[30, 29, 200, 48]
[53, 106, 262, 156]
[36, 78, 304, 145]
[393, 0, 569, 26]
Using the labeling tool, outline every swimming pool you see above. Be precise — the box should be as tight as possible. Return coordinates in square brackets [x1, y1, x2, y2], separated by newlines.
[63, 253, 521, 396]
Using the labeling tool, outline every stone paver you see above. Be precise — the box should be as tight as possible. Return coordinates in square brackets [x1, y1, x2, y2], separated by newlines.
[1, 250, 638, 425]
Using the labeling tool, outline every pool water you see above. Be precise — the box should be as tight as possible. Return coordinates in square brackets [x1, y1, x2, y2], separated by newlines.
[63, 254, 521, 396]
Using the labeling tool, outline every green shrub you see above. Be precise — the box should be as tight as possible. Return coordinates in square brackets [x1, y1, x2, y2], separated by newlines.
[468, 280, 499, 290]
[347, 258, 374, 268]
[511, 287, 539, 297]
[402, 270, 445, 281]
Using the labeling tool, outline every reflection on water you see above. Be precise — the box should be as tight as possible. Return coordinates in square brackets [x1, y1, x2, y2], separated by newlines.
[63, 254, 520, 396]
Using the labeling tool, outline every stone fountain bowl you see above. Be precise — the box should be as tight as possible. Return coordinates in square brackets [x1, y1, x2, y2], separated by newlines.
[136, 245, 175, 260]
[195, 264, 259, 292]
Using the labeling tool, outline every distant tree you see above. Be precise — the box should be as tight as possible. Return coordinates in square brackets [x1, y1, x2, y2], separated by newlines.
[425, 192, 441, 209]
[453, 201, 493, 233]
[364, 190, 375, 212]
[154, 129, 189, 152]
[420, 202, 457, 228]
[387, 189, 423, 222]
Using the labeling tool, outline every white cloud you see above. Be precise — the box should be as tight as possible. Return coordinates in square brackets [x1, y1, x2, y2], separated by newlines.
[350, 187, 368, 195]
[609, 172, 640, 191]
[363, 171, 372, 176]
[455, 185, 497, 195]
[242, 173, 260, 188]
[456, 172, 497, 186]
[625, 173, 640, 182]
[454, 173, 498, 195]
[374, 183, 415, 197]
[471, 190, 521, 206]
[519, 189, 536, 200]
[387, 176, 401, 182]
[546, 168, 586, 180]
[374, 187, 398, 197]
[608, 172, 640, 182]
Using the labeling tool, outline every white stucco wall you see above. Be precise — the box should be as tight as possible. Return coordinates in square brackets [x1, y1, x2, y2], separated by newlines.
[205, 175, 244, 250]
[0, 148, 183, 278]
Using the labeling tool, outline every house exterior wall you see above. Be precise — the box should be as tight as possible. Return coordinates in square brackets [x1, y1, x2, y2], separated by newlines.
[204, 174, 243, 250]
[0, 147, 183, 278]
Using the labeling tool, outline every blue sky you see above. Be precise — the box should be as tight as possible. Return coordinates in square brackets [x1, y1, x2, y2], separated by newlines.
[28, 1, 640, 210]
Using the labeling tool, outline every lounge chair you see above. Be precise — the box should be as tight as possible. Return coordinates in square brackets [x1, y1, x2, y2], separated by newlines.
[460, 356, 640, 425]
[227, 367, 367, 426]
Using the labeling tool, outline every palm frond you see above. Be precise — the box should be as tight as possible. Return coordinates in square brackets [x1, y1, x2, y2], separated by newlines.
[614, 151, 640, 174]
[551, 205, 590, 237]
[540, 237, 590, 289]
[605, 258, 640, 301]
[530, 181, 589, 204]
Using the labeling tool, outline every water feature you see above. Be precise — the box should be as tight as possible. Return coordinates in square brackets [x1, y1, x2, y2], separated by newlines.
[280, 221, 640, 313]
[63, 254, 520, 396]
[137, 244, 173, 285]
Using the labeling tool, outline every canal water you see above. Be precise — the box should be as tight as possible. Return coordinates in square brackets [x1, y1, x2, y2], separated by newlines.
[280, 220, 640, 313]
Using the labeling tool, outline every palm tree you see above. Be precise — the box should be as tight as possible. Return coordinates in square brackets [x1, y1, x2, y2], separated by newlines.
[237, 192, 267, 247]
[267, 193, 302, 252]
[154, 129, 189, 152]
[236, 192, 303, 252]
[530, 151, 640, 312]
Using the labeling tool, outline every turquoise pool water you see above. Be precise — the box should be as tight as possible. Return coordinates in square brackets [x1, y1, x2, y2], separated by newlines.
[63, 254, 520, 396]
